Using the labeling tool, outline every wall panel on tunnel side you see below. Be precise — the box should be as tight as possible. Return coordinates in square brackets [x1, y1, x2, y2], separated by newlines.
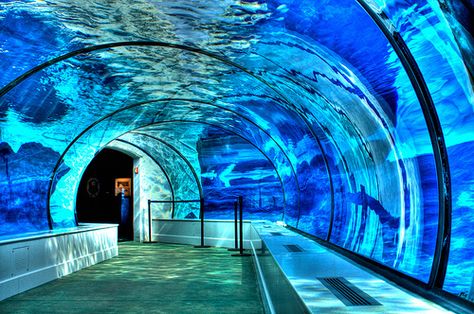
[0, 142, 57, 236]
[369, 0, 474, 297]
[244, 30, 439, 282]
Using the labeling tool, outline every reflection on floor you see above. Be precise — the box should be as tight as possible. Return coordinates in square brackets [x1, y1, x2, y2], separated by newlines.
[0, 242, 263, 314]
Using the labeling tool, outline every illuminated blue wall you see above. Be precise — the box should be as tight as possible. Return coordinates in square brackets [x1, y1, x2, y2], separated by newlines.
[197, 128, 285, 221]
[0, 0, 472, 304]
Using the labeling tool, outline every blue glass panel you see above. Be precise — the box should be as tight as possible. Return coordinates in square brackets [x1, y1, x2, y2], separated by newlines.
[0, 142, 57, 235]
[0, 3, 82, 88]
[369, 0, 474, 298]
[249, 1, 439, 281]
[197, 128, 284, 221]
[444, 142, 474, 299]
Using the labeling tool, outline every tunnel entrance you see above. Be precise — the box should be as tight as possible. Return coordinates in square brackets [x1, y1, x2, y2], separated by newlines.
[76, 148, 134, 241]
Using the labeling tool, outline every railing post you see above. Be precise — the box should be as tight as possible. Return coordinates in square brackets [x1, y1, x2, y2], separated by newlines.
[228, 200, 239, 252]
[194, 197, 210, 248]
[144, 199, 157, 243]
[232, 196, 250, 257]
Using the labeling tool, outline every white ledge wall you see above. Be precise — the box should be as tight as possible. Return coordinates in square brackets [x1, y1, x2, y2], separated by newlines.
[0, 224, 118, 301]
[153, 219, 262, 249]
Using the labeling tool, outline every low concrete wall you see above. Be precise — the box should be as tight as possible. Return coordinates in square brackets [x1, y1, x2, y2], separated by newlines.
[153, 219, 261, 249]
[0, 224, 118, 301]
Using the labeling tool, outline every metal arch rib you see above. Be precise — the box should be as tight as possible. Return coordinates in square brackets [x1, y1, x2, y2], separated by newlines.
[1, 41, 329, 233]
[46, 98, 295, 227]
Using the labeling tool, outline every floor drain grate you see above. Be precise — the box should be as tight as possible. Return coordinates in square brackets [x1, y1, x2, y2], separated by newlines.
[270, 232, 283, 236]
[318, 277, 381, 306]
[283, 244, 304, 252]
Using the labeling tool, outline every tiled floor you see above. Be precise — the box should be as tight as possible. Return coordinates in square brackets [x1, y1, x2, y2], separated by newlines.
[0, 242, 263, 314]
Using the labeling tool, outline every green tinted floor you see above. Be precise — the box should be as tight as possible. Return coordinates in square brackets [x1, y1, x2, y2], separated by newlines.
[0, 242, 264, 314]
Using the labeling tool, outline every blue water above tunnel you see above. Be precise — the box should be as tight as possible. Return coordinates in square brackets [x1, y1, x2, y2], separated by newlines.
[0, 0, 473, 306]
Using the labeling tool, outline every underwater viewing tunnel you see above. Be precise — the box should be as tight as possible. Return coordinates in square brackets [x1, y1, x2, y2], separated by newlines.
[0, 0, 473, 313]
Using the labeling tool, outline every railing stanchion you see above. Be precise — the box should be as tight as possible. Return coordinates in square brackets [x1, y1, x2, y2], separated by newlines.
[232, 196, 250, 257]
[195, 197, 211, 248]
[228, 200, 239, 251]
[144, 199, 157, 243]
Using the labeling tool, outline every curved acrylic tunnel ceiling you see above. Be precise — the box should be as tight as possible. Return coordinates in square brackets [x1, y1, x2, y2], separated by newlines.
[0, 0, 473, 305]
[48, 99, 306, 225]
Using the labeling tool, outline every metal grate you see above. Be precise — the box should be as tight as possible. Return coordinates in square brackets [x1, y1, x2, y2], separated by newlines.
[283, 244, 304, 252]
[270, 232, 283, 236]
[318, 277, 381, 306]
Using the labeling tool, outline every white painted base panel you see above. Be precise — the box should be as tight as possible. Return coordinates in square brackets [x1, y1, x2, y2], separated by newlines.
[0, 223, 118, 301]
[152, 219, 262, 249]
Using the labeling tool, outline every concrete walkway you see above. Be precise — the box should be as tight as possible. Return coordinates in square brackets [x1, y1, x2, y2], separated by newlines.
[0, 242, 263, 313]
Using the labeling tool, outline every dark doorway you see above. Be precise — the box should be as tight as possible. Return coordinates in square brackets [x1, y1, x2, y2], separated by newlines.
[76, 148, 134, 241]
